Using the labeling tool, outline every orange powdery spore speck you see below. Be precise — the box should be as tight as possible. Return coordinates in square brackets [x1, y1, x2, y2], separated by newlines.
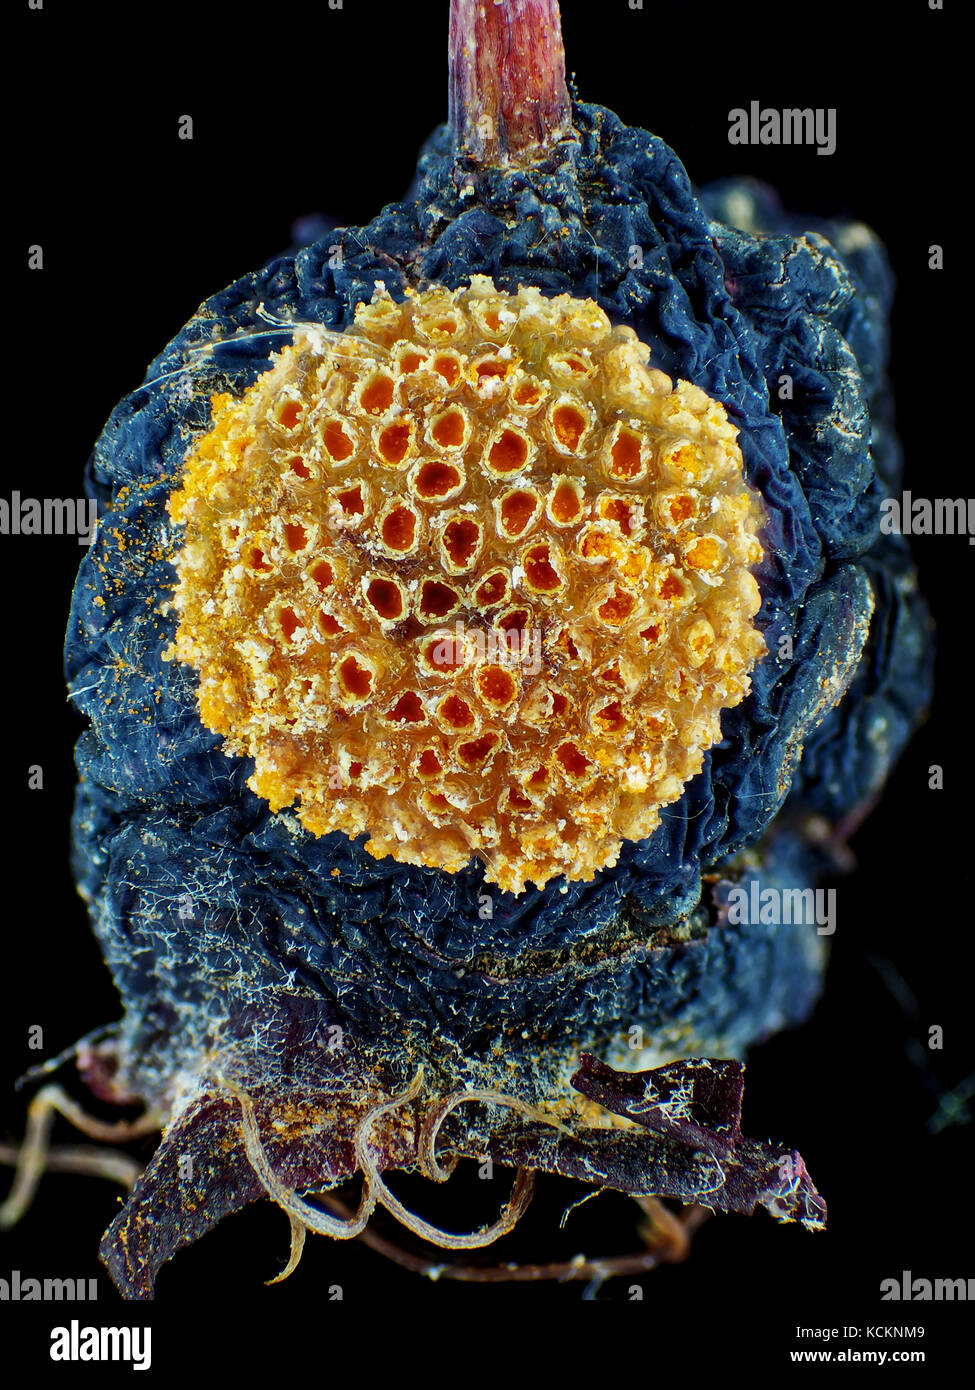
[163, 275, 767, 895]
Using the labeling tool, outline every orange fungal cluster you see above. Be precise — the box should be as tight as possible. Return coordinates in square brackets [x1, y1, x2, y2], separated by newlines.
[164, 276, 767, 893]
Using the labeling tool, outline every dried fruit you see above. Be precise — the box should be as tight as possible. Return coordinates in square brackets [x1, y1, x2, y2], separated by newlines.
[4, 0, 933, 1297]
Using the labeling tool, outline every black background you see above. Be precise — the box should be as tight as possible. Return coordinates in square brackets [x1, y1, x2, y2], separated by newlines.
[3, 0, 971, 1369]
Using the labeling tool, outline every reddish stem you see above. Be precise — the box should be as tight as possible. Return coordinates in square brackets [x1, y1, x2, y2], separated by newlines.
[448, 0, 574, 164]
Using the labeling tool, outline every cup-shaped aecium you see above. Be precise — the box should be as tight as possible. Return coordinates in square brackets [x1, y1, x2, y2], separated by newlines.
[166, 276, 767, 894]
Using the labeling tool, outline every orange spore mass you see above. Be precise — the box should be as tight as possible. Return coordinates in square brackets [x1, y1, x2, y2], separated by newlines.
[165, 277, 766, 893]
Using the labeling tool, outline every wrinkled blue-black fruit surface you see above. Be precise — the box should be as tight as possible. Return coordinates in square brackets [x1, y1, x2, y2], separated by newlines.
[64, 105, 932, 1296]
